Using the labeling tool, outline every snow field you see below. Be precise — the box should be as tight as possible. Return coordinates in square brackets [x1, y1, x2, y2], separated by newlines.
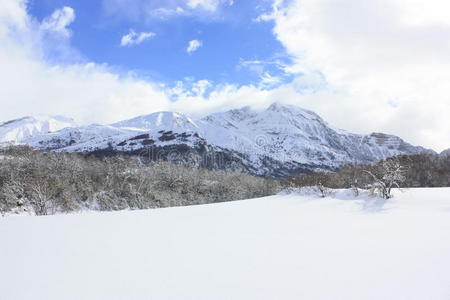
[0, 188, 449, 299]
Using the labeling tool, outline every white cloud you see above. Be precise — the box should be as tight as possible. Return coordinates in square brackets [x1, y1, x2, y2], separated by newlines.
[0, 2, 263, 124]
[258, 0, 450, 151]
[102, 0, 230, 22]
[187, 0, 219, 12]
[0, 0, 28, 36]
[259, 72, 281, 89]
[40, 6, 75, 37]
[0, 1, 169, 124]
[253, 0, 284, 22]
[1, 0, 449, 152]
[191, 79, 212, 96]
[238, 59, 288, 73]
[120, 29, 155, 46]
[186, 39, 202, 54]
[168, 79, 212, 99]
[392, 0, 450, 27]
[149, 7, 185, 19]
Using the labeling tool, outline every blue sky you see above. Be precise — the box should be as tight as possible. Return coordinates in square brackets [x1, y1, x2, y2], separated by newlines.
[28, 0, 292, 88]
[0, 0, 449, 151]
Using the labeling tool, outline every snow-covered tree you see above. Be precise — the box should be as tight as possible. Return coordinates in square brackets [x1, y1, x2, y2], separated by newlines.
[364, 158, 406, 199]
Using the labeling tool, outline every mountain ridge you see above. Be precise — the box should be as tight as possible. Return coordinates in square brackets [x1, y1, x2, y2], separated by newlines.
[3, 103, 436, 177]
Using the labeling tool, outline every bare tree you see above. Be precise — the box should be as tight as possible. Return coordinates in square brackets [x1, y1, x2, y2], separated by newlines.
[364, 158, 406, 199]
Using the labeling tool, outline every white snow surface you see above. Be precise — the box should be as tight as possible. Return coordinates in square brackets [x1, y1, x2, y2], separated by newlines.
[1, 188, 450, 300]
[0, 115, 76, 143]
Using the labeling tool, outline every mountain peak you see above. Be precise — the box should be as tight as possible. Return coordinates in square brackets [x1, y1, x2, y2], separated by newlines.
[0, 115, 77, 143]
[266, 102, 285, 111]
[265, 102, 323, 123]
[111, 111, 198, 132]
[267, 102, 311, 112]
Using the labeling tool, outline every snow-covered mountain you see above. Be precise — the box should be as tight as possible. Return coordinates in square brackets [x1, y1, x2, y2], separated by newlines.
[198, 103, 432, 167]
[18, 103, 434, 177]
[112, 111, 199, 132]
[0, 115, 77, 144]
[440, 149, 450, 157]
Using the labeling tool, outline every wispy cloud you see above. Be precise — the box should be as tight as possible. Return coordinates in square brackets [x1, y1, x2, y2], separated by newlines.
[120, 29, 155, 46]
[238, 58, 290, 74]
[40, 6, 75, 37]
[237, 58, 294, 89]
[253, 0, 284, 23]
[103, 0, 231, 22]
[186, 39, 202, 54]
[259, 72, 281, 89]
[187, 0, 221, 12]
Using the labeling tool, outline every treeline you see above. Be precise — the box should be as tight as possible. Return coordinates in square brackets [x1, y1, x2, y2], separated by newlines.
[289, 153, 450, 190]
[0, 146, 280, 216]
[1, 147, 448, 216]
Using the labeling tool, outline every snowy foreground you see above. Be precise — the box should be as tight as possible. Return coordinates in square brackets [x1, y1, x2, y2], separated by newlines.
[1, 188, 450, 300]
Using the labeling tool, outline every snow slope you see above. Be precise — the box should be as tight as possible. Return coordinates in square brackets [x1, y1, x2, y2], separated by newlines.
[1, 188, 450, 300]
[199, 102, 432, 166]
[0, 115, 76, 143]
[23, 124, 145, 152]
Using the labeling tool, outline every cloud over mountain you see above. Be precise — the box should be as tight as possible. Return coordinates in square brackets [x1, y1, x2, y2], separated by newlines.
[0, 0, 448, 152]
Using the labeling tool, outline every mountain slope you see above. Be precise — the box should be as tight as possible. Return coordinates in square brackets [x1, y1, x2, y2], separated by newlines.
[18, 103, 433, 177]
[0, 115, 76, 143]
[440, 148, 450, 157]
[111, 111, 199, 132]
[198, 103, 432, 168]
